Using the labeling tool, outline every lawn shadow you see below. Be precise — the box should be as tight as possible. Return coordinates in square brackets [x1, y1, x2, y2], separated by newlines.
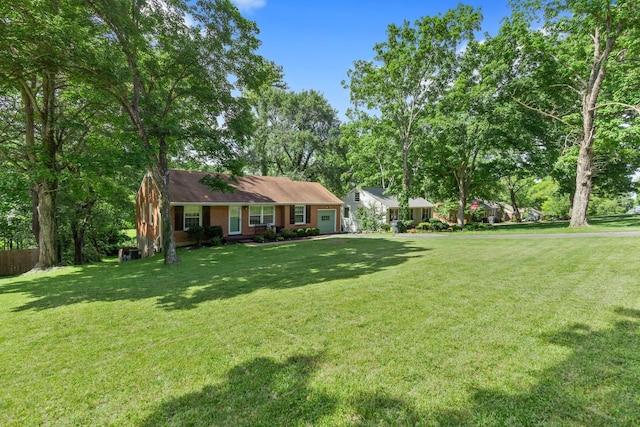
[139, 352, 427, 427]
[0, 238, 428, 311]
[139, 353, 336, 426]
[433, 306, 640, 426]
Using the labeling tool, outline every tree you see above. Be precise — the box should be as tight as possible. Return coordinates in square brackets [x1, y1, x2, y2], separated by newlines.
[421, 35, 508, 226]
[247, 87, 345, 194]
[85, 0, 274, 264]
[345, 5, 482, 220]
[0, 0, 95, 268]
[509, 0, 640, 226]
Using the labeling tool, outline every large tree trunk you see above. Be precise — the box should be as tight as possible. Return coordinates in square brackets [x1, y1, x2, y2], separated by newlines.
[36, 180, 57, 269]
[506, 177, 522, 222]
[399, 138, 411, 221]
[71, 198, 96, 265]
[152, 157, 180, 264]
[570, 27, 615, 227]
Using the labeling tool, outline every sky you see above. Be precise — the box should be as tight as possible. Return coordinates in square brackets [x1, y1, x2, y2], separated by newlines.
[232, 1, 513, 120]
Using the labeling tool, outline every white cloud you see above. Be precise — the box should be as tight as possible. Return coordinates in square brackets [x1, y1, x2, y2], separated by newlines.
[232, 0, 266, 12]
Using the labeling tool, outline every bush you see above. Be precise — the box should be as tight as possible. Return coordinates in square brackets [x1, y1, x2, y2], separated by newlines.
[401, 220, 414, 231]
[253, 235, 265, 243]
[428, 218, 449, 231]
[452, 225, 463, 232]
[381, 223, 391, 232]
[211, 236, 224, 246]
[186, 225, 205, 246]
[265, 229, 277, 241]
[417, 222, 432, 231]
[205, 225, 223, 238]
[281, 228, 296, 239]
[464, 224, 477, 231]
[276, 236, 285, 242]
[296, 228, 307, 237]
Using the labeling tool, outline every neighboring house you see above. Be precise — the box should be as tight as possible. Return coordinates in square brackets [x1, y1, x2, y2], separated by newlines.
[136, 169, 343, 256]
[342, 187, 434, 233]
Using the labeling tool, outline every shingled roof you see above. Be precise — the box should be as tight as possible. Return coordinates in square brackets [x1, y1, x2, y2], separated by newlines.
[362, 187, 434, 208]
[168, 169, 342, 205]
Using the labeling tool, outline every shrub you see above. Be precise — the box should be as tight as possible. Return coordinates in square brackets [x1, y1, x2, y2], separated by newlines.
[381, 223, 391, 232]
[211, 236, 224, 247]
[452, 225, 463, 232]
[417, 222, 432, 231]
[464, 224, 477, 231]
[253, 235, 265, 243]
[428, 218, 449, 231]
[204, 225, 223, 238]
[401, 220, 414, 231]
[296, 228, 307, 237]
[281, 228, 296, 239]
[265, 229, 277, 241]
[276, 236, 285, 242]
[186, 225, 205, 247]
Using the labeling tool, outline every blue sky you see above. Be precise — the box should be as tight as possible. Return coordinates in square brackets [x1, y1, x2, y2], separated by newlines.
[232, 1, 513, 120]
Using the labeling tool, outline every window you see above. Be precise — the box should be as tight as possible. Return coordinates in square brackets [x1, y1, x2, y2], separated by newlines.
[294, 205, 306, 224]
[344, 206, 350, 219]
[249, 205, 275, 225]
[354, 192, 360, 202]
[142, 202, 147, 224]
[389, 208, 399, 221]
[149, 203, 153, 225]
[184, 205, 201, 229]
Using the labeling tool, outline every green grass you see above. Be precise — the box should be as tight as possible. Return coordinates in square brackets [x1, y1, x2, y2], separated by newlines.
[485, 214, 640, 234]
[1, 234, 639, 426]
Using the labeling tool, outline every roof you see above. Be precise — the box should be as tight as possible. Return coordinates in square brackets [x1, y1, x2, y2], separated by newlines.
[167, 169, 342, 205]
[361, 187, 435, 208]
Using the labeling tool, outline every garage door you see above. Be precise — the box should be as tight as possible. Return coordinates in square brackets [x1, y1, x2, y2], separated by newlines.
[317, 209, 336, 234]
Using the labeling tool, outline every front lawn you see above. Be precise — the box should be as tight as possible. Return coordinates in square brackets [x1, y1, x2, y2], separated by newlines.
[1, 236, 639, 425]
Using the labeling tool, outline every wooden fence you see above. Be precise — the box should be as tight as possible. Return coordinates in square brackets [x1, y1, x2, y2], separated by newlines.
[0, 249, 39, 276]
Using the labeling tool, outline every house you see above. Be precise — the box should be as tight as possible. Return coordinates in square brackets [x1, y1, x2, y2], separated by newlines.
[136, 169, 343, 256]
[342, 187, 434, 233]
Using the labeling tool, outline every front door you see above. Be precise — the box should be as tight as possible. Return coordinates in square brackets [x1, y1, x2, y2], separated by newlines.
[317, 209, 336, 234]
[229, 206, 242, 235]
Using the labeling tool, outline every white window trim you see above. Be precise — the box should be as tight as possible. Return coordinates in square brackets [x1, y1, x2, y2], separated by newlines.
[149, 202, 153, 225]
[249, 205, 275, 226]
[183, 205, 202, 230]
[294, 205, 306, 225]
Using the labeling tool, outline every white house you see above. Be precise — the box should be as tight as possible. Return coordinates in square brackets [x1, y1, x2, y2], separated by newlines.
[342, 187, 435, 233]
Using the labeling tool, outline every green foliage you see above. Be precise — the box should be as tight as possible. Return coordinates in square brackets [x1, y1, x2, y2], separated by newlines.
[355, 205, 385, 232]
[435, 200, 458, 223]
[247, 87, 346, 195]
[417, 222, 432, 231]
[205, 226, 224, 239]
[211, 236, 224, 247]
[253, 235, 265, 243]
[589, 196, 628, 217]
[542, 195, 571, 220]
[186, 226, 205, 247]
[281, 229, 296, 239]
[429, 218, 450, 231]
[264, 229, 277, 241]
[346, 5, 483, 210]
[468, 206, 486, 223]
[296, 228, 307, 238]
